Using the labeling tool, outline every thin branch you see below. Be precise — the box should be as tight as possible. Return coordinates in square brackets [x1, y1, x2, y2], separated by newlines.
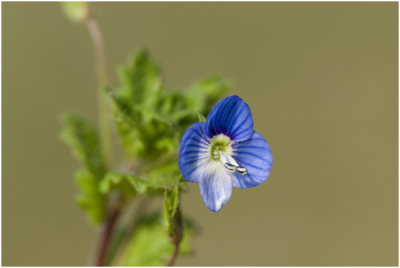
[86, 17, 108, 86]
[86, 13, 112, 167]
[85, 8, 116, 266]
[167, 242, 180, 266]
[93, 204, 121, 266]
[166, 205, 183, 266]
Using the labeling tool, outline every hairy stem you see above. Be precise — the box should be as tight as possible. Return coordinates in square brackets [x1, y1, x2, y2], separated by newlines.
[86, 13, 112, 167]
[167, 243, 180, 266]
[166, 206, 183, 266]
[93, 204, 121, 266]
[85, 8, 116, 266]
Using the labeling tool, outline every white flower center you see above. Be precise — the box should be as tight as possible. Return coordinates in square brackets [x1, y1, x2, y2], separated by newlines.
[209, 134, 247, 175]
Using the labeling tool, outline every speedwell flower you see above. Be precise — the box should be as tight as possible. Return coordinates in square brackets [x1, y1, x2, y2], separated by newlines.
[178, 95, 273, 212]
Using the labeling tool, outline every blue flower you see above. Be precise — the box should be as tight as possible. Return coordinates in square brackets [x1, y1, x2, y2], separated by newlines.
[178, 95, 273, 212]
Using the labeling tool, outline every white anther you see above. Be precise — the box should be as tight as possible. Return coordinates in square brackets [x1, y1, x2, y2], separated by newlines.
[220, 152, 247, 175]
[237, 167, 248, 175]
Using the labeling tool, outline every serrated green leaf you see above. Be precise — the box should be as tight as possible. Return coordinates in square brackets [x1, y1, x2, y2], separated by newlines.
[197, 112, 207, 122]
[185, 76, 232, 114]
[112, 51, 173, 158]
[75, 170, 105, 224]
[146, 161, 182, 190]
[119, 213, 195, 266]
[100, 172, 140, 197]
[101, 172, 150, 195]
[113, 111, 145, 158]
[119, 50, 161, 106]
[100, 172, 166, 200]
[60, 114, 107, 224]
[60, 113, 107, 179]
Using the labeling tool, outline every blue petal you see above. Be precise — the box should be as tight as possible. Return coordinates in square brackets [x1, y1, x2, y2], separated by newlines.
[179, 122, 210, 183]
[205, 95, 254, 142]
[231, 131, 273, 188]
[199, 163, 233, 212]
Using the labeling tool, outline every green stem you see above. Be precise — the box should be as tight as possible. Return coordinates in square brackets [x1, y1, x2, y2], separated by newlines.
[86, 13, 112, 167]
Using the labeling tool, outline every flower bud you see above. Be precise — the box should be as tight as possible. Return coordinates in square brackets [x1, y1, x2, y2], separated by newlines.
[61, 2, 90, 23]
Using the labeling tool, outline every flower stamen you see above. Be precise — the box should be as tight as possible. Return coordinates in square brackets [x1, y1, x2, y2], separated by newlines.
[237, 167, 248, 175]
[219, 151, 247, 175]
[209, 134, 247, 175]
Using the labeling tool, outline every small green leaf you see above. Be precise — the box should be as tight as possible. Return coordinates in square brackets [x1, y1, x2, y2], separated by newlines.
[146, 161, 182, 190]
[106, 225, 130, 265]
[119, 214, 170, 266]
[99, 172, 156, 197]
[112, 51, 170, 158]
[197, 112, 207, 122]
[113, 109, 145, 158]
[60, 113, 107, 179]
[61, 114, 107, 224]
[185, 76, 232, 114]
[75, 170, 105, 224]
[118, 50, 161, 109]
[119, 213, 195, 266]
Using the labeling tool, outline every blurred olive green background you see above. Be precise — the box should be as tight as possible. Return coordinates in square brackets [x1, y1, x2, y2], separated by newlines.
[2, 2, 398, 266]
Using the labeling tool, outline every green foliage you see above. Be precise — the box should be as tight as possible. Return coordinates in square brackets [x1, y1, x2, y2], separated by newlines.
[61, 48, 231, 264]
[119, 213, 195, 266]
[61, 114, 107, 179]
[146, 161, 183, 190]
[100, 172, 147, 197]
[61, 114, 107, 224]
[110, 50, 230, 160]
[119, 51, 162, 113]
[111, 51, 165, 158]
[197, 112, 207, 122]
[75, 170, 105, 223]
[99, 172, 165, 199]
[185, 76, 231, 113]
